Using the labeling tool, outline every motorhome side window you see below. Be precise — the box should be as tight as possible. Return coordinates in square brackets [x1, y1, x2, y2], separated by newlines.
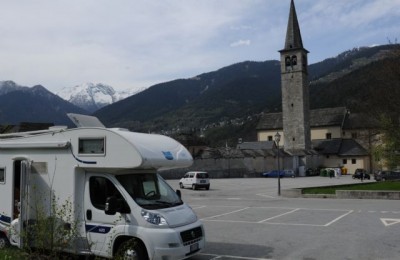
[79, 138, 105, 154]
[89, 176, 125, 210]
[0, 168, 5, 183]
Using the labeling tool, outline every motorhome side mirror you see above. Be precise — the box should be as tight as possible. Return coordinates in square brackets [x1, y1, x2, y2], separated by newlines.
[176, 189, 181, 199]
[105, 196, 117, 215]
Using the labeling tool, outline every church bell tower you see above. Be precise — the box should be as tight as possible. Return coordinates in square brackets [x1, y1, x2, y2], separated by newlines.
[279, 0, 311, 152]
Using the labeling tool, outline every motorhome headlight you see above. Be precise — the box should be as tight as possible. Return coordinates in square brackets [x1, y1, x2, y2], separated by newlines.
[141, 209, 168, 226]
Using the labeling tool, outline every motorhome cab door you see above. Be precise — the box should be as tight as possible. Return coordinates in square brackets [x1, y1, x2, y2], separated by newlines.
[84, 173, 129, 255]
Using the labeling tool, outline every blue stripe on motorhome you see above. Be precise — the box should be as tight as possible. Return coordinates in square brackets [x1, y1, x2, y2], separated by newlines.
[74, 157, 97, 164]
[85, 224, 111, 234]
[0, 214, 11, 224]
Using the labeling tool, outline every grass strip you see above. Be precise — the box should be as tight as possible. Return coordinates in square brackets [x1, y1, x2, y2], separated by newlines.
[0, 247, 28, 259]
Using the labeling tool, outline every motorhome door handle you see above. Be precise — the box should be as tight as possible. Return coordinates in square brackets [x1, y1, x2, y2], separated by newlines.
[86, 209, 92, 220]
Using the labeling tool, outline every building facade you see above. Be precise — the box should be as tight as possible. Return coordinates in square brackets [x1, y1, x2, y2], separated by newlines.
[256, 107, 376, 174]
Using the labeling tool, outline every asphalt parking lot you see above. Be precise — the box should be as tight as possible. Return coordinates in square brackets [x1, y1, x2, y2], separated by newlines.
[168, 176, 400, 260]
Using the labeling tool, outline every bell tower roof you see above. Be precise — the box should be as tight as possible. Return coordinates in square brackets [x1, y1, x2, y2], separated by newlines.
[280, 0, 308, 53]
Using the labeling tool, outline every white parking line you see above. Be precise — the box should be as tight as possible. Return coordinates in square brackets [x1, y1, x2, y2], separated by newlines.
[203, 219, 327, 227]
[201, 207, 250, 220]
[258, 208, 300, 223]
[324, 210, 353, 226]
[198, 205, 354, 227]
[380, 218, 400, 227]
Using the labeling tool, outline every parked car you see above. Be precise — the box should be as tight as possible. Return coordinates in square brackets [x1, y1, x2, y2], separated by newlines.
[305, 168, 319, 176]
[262, 170, 284, 178]
[352, 169, 370, 180]
[179, 171, 210, 190]
[262, 170, 295, 178]
[374, 170, 400, 181]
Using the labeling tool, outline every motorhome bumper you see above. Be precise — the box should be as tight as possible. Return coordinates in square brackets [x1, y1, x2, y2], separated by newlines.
[135, 221, 205, 260]
[153, 237, 205, 260]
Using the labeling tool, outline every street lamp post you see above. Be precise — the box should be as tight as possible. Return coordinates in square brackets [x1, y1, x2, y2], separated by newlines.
[275, 132, 281, 196]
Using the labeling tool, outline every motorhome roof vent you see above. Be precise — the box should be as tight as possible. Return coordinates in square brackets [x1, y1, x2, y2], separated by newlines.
[67, 114, 105, 128]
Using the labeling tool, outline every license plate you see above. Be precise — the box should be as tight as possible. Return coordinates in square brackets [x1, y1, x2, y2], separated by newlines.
[190, 242, 199, 252]
[200, 180, 206, 183]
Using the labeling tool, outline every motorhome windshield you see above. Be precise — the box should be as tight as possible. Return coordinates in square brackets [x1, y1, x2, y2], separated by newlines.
[116, 173, 183, 210]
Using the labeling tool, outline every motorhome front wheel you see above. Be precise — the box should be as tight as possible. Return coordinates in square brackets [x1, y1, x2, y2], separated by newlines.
[0, 234, 10, 249]
[116, 239, 147, 260]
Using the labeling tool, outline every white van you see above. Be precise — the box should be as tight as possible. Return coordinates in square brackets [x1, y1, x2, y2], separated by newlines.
[179, 171, 210, 190]
[0, 114, 205, 259]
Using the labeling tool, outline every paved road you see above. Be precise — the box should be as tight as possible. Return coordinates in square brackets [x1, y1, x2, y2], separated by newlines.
[168, 176, 400, 260]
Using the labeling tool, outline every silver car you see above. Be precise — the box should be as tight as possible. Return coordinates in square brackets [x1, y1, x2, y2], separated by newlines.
[179, 171, 210, 190]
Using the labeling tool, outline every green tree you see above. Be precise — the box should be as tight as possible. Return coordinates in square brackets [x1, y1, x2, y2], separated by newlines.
[364, 44, 400, 168]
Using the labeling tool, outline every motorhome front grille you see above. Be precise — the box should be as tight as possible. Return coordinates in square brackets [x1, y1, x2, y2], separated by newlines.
[180, 226, 203, 246]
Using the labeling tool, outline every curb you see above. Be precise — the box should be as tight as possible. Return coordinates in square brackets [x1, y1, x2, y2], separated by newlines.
[281, 189, 400, 200]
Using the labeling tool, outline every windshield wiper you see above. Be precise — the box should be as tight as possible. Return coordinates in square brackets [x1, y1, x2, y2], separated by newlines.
[137, 200, 183, 209]
[156, 200, 182, 206]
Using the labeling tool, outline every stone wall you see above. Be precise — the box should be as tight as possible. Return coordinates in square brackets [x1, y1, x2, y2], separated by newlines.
[159, 155, 292, 179]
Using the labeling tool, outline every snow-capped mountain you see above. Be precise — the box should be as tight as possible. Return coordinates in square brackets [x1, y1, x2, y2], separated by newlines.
[56, 83, 140, 113]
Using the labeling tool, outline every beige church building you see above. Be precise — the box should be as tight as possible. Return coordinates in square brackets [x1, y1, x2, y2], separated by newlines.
[256, 107, 377, 175]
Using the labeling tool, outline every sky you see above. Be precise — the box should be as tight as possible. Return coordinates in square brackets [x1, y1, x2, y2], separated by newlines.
[0, 0, 399, 93]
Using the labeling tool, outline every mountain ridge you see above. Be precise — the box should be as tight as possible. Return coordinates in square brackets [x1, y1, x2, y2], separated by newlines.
[95, 45, 398, 134]
[0, 83, 87, 126]
[0, 44, 397, 139]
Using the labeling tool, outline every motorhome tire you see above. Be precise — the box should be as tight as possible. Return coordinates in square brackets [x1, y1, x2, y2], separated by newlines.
[192, 184, 196, 190]
[116, 239, 147, 260]
[0, 234, 10, 249]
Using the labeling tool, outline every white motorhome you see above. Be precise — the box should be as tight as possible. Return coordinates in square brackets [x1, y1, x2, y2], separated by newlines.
[0, 114, 205, 259]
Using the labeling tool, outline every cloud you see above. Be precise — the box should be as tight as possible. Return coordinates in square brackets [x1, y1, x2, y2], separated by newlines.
[0, 0, 398, 92]
[230, 40, 251, 47]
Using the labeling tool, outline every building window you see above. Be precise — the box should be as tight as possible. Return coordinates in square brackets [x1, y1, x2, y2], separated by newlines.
[285, 56, 291, 66]
[0, 168, 5, 183]
[326, 133, 332, 139]
[291, 55, 297, 65]
[352, 159, 356, 164]
[342, 159, 347, 165]
[268, 136, 273, 141]
[351, 132, 357, 139]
